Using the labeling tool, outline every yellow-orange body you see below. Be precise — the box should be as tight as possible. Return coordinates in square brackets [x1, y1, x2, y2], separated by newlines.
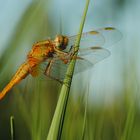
[0, 36, 69, 100]
[0, 27, 121, 100]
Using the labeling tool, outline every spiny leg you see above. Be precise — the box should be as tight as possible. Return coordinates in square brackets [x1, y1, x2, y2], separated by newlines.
[44, 59, 54, 76]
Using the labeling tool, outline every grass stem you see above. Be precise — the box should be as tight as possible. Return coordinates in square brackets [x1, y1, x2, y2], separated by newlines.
[10, 116, 15, 140]
[46, 0, 90, 140]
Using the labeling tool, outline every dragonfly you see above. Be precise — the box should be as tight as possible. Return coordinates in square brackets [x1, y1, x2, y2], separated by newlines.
[0, 27, 122, 100]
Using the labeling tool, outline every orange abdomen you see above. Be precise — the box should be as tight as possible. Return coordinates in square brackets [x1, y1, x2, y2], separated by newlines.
[0, 62, 30, 100]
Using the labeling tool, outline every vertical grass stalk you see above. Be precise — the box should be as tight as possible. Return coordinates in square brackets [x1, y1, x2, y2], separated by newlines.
[10, 116, 15, 140]
[81, 83, 90, 140]
[47, 0, 90, 139]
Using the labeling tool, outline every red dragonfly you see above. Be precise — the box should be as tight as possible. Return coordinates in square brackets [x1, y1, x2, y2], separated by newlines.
[0, 27, 121, 100]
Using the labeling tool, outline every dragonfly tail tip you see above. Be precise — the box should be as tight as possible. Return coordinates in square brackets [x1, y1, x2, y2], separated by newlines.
[0, 92, 6, 100]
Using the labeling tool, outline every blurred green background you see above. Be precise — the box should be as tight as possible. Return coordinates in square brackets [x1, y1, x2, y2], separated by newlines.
[0, 0, 140, 140]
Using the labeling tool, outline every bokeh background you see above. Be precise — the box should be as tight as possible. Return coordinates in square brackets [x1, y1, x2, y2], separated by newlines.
[0, 0, 140, 139]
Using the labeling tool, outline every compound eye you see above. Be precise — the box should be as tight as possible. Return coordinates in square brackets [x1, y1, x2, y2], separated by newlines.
[60, 36, 68, 50]
[58, 36, 63, 45]
[54, 35, 69, 50]
[63, 37, 68, 46]
[54, 36, 62, 49]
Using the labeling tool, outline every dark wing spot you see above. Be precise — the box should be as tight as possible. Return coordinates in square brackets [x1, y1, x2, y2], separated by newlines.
[91, 46, 103, 49]
[89, 31, 99, 35]
[104, 27, 116, 30]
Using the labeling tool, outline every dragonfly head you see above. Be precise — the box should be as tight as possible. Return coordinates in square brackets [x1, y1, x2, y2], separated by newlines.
[54, 35, 69, 50]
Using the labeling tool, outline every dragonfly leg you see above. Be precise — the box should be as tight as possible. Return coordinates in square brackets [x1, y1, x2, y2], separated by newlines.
[58, 49, 81, 64]
[44, 59, 54, 76]
[47, 75, 63, 84]
[66, 45, 79, 60]
[68, 45, 73, 52]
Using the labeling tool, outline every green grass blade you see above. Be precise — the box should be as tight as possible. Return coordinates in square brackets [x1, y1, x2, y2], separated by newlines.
[10, 116, 15, 140]
[81, 84, 89, 140]
[121, 103, 135, 140]
[46, 0, 90, 140]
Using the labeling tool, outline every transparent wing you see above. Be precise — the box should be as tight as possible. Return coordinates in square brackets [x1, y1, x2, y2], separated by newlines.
[37, 27, 121, 82]
[64, 27, 122, 52]
[77, 46, 110, 65]
[42, 47, 110, 82]
[96, 27, 122, 47]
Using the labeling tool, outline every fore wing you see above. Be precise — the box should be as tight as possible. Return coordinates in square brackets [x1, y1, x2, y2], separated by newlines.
[65, 27, 122, 52]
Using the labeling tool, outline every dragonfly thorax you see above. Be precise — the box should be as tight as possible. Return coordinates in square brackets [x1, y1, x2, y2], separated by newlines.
[54, 35, 69, 50]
